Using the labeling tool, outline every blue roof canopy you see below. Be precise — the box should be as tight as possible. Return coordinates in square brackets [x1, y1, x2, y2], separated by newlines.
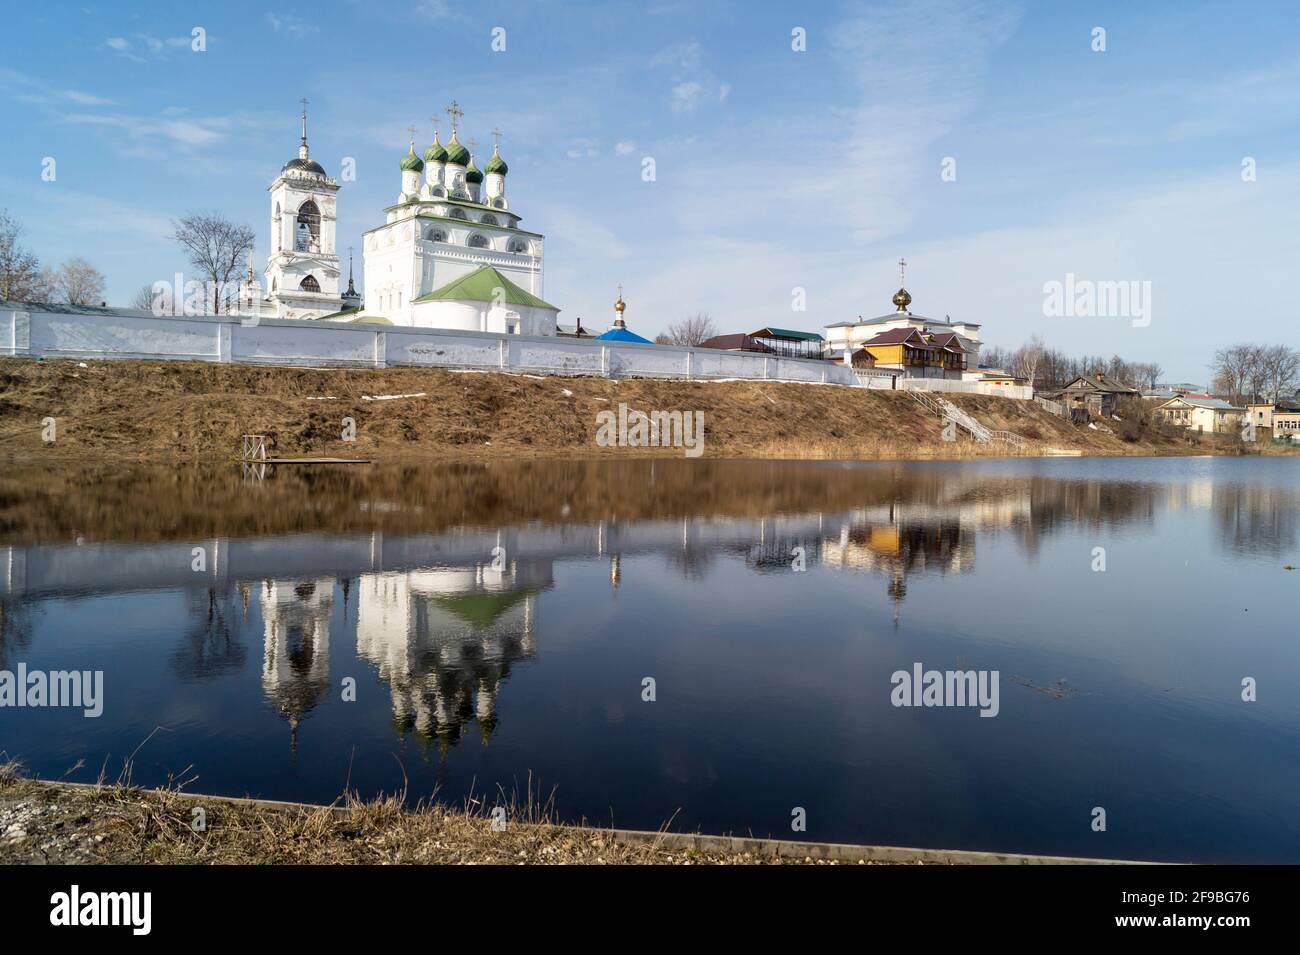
[595, 327, 652, 344]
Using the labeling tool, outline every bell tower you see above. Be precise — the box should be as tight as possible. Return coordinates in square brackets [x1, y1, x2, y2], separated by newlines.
[265, 99, 345, 320]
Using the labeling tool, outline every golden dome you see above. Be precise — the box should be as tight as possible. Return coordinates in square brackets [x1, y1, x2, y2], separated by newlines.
[892, 287, 912, 311]
[614, 295, 626, 313]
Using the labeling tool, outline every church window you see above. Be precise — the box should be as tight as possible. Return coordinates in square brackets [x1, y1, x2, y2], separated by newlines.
[295, 200, 321, 252]
[492, 197, 506, 209]
[426, 227, 447, 242]
[507, 238, 529, 254]
[480, 214, 499, 226]
[299, 274, 320, 293]
[449, 208, 468, 220]
[467, 234, 490, 249]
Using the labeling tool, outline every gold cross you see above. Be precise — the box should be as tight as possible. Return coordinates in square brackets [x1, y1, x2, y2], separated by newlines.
[445, 100, 463, 133]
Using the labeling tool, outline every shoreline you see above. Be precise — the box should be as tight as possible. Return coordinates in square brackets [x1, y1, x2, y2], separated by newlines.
[0, 774, 1140, 866]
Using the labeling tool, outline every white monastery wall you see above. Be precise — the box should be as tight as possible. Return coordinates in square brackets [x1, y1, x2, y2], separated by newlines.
[2, 307, 858, 385]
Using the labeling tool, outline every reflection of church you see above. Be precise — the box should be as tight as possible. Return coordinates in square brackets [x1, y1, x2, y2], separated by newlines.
[355, 557, 549, 752]
[822, 518, 974, 620]
[260, 578, 334, 748]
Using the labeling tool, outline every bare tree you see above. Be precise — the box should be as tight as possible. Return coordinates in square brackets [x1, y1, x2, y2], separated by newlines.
[1011, 334, 1046, 388]
[1212, 345, 1254, 404]
[652, 332, 673, 345]
[52, 256, 106, 306]
[130, 284, 158, 312]
[173, 212, 255, 315]
[0, 209, 47, 302]
[1258, 344, 1300, 403]
[664, 313, 718, 347]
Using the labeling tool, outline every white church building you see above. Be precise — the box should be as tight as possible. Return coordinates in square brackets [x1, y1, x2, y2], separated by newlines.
[247, 102, 559, 334]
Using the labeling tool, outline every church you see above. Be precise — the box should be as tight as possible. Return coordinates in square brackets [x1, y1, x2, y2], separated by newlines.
[247, 101, 559, 335]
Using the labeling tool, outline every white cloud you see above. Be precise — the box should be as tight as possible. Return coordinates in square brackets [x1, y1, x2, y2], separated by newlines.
[671, 81, 704, 114]
[614, 141, 635, 156]
[266, 13, 318, 37]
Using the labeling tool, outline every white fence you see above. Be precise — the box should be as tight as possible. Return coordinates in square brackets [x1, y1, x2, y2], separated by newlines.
[1, 305, 858, 387]
[899, 377, 1034, 400]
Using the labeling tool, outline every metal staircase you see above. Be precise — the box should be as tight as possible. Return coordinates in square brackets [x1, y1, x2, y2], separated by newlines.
[905, 390, 1026, 448]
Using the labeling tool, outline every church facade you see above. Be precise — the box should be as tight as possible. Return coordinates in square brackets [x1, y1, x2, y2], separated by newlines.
[249, 102, 558, 333]
[355, 108, 558, 334]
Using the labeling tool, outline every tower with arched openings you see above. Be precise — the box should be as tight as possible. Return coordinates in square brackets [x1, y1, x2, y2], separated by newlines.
[264, 100, 346, 320]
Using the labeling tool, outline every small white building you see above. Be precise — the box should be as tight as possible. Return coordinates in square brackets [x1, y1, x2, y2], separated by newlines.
[823, 264, 982, 377]
[1155, 396, 1244, 433]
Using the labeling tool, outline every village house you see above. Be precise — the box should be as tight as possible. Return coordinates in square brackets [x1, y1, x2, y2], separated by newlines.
[1246, 401, 1300, 439]
[1047, 372, 1140, 417]
[1154, 395, 1244, 433]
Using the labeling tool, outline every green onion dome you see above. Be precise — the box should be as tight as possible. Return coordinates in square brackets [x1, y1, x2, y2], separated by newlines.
[465, 157, 483, 184]
[484, 144, 508, 175]
[399, 146, 424, 172]
[423, 134, 448, 164]
[444, 133, 470, 166]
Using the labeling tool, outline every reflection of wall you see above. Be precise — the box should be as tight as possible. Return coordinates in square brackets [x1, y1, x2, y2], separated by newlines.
[355, 561, 547, 751]
[261, 578, 333, 743]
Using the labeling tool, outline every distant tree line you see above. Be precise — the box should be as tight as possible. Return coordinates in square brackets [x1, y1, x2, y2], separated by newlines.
[1210, 344, 1300, 404]
[980, 335, 1164, 392]
[0, 209, 106, 306]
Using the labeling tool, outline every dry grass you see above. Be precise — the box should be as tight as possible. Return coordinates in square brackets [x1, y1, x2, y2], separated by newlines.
[0, 356, 1260, 464]
[0, 766, 882, 865]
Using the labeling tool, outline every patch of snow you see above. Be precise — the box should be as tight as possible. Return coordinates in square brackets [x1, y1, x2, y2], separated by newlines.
[361, 392, 427, 401]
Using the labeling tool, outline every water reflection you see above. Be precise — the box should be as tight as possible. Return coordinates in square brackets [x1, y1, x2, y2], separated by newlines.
[356, 559, 545, 751]
[1, 458, 1298, 861]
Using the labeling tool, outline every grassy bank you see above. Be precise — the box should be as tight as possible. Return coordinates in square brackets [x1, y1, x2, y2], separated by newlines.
[0, 357, 1274, 463]
[0, 768, 1119, 865]
[0, 769, 893, 866]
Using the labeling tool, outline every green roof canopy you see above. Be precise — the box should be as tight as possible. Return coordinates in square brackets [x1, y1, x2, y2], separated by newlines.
[413, 265, 558, 310]
[750, 327, 824, 341]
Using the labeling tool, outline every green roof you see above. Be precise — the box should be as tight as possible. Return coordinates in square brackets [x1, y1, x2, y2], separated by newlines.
[444, 134, 470, 166]
[427, 590, 533, 628]
[484, 145, 508, 175]
[751, 327, 823, 342]
[400, 146, 424, 172]
[312, 305, 363, 321]
[351, 315, 393, 325]
[465, 158, 483, 183]
[412, 265, 558, 310]
[423, 134, 448, 163]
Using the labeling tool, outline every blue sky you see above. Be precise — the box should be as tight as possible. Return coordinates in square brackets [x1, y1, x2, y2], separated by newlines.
[2, 0, 1298, 380]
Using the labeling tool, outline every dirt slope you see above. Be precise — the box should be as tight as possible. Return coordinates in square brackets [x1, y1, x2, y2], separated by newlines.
[0, 357, 1237, 463]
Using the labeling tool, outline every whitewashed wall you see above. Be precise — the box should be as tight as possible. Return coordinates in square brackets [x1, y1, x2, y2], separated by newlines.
[900, 378, 1035, 400]
[1, 306, 858, 386]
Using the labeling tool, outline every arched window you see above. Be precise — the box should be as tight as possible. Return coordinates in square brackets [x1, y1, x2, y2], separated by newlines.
[299, 275, 320, 293]
[480, 214, 498, 226]
[449, 208, 468, 220]
[492, 197, 506, 209]
[425, 227, 447, 243]
[295, 200, 321, 252]
[467, 234, 490, 249]
[507, 238, 529, 254]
